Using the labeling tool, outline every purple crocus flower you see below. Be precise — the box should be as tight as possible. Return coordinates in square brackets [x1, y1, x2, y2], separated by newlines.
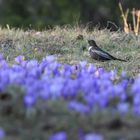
[79, 61, 87, 68]
[15, 55, 25, 63]
[24, 95, 36, 108]
[132, 76, 140, 94]
[45, 55, 56, 63]
[0, 59, 8, 68]
[62, 79, 79, 98]
[84, 133, 103, 140]
[133, 94, 140, 105]
[49, 132, 67, 140]
[0, 54, 4, 60]
[68, 101, 90, 114]
[133, 104, 140, 115]
[26, 60, 38, 69]
[0, 128, 5, 140]
[87, 64, 96, 74]
[121, 71, 127, 78]
[27, 67, 41, 78]
[117, 102, 129, 114]
[109, 70, 116, 81]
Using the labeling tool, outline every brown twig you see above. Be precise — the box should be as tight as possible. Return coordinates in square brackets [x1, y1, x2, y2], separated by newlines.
[119, 2, 130, 33]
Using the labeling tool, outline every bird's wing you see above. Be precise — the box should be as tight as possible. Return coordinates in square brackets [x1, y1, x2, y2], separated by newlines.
[90, 49, 114, 60]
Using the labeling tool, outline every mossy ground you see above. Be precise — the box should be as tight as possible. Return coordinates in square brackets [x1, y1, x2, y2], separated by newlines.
[0, 26, 140, 140]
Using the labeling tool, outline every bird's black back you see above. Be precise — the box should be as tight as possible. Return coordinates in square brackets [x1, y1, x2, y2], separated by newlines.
[88, 40, 127, 62]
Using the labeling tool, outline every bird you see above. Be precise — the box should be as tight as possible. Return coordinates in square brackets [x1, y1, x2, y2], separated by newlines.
[88, 40, 127, 62]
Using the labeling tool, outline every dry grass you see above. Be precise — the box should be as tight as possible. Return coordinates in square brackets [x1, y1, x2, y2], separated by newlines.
[119, 3, 140, 35]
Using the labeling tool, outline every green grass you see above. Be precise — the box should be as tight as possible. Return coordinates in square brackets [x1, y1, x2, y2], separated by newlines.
[0, 26, 140, 76]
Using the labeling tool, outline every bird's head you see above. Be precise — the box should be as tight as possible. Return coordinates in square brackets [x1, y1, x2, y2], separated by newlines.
[88, 40, 97, 46]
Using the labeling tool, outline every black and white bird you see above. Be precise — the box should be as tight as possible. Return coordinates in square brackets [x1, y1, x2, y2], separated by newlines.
[88, 40, 127, 62]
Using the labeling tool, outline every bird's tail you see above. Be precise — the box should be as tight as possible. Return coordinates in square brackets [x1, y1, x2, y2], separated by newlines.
[115, 58, 127, 62]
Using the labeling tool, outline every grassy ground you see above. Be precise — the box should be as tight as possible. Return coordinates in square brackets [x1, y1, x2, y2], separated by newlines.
[1, 26, 140, 140]
[0, 26, 140, 76]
